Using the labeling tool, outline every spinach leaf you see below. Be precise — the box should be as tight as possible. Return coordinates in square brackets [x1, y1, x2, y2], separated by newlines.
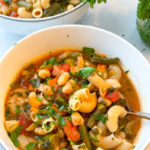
[107, 87, 116, 95]
[82, 47, 95, 55]
[11, 125, 22, 142]
[40, 57, 58, 68]
[25, 143, 37, 150]
[15, 105, 22, 114]
[29, 79, 40, 88]
[79, 67, 96, 79]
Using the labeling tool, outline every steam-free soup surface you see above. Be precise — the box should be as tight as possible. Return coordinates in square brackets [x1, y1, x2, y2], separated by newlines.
[4, 49, 141, 150]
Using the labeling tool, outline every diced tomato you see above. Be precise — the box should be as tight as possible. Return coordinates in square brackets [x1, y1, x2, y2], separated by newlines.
[12, 13, 19, 18]
[52, 64, 71, 77]
[61, 64, 71, 72]
[64, 118, 80, 142]
[105, 90, 120, 102]
[0, 0, 6, 5]
[19, 115, 33, 135]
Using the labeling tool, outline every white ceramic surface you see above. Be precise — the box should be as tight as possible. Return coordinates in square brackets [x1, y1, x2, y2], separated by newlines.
[0, 2, 89, 35]
[0, 25, 150, 150]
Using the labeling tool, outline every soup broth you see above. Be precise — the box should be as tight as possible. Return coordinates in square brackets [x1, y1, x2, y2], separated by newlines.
[4, 49, 141, 150]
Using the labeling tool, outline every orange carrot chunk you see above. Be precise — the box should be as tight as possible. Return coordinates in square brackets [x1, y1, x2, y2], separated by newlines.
[30, 106, 39, 113]
[47, 78, 58, 86]
[29, 97, 42, 108]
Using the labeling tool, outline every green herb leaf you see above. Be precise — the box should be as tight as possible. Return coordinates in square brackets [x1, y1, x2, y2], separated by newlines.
[37, 97, 43, 101]
[58, 115, 66, 127]
[25, 143, 37, 150]
[67, 116, 72, 121]
[25, 91, 29, 96]
[107, 87, 116, 95]
[44, 123, 51, 131]
[29, 79, 40, 88]
[35, 113, 43, 119]
[93, 137, 99, 142]
[79, 67, 96, 79]
[82, 47, 95, 55]
[10, 83, 15, 88]
[93, 114, 108, 124]
[15, 105, 22, 114]
[13, 138, 21, 147]
[11, 125, 22, 141]
[125, 70, 130, 74]
[40, 57, 58, 69]
[137, 0, 150, 20]
[33, 121, 41, 125]
[5, 109, 9, 117]
[46, 77, 52, 81]
[16, 92, 23, 97]
[59, 106, 64, 112]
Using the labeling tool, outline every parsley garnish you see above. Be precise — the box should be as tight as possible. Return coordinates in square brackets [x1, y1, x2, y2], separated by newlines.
[125, 70, 130, 74]
[93, 137, 99, 142]
[10, 83, 15, 88]
[40, 57, 58, 69]
[93, 114, 108, 124]
[35, 113, 43, 119]
[11, 125, 22, 146]
[5, 109, 9, 117]
[46, 77, 52, 81]
[15, 105, 22, 114]
[25, 143, 37, 150]
[137, 0, 150, 20]
[58, 115, 66, 127]
[59, 106, 64, 112]
[78, 67, 96, 79]
[37, 97, 43, 101]
[33, 121, 41, 125]
[67, 116, 72, 121]
[16, 92, 23, 97]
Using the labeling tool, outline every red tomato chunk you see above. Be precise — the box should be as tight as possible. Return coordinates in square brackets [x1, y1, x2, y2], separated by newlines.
[64, 118, 80, 142]
[105, 90, 119, 102]
[19, 115, 33, 135]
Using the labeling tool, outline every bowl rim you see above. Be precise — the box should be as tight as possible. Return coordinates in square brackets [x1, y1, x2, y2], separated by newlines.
[1, 25, 150, 150]
[0, 2, 86, 22]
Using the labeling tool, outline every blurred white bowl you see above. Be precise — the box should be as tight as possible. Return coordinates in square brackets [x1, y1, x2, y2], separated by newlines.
[0, 25, 150, 150]
[0, 3, 89, 35]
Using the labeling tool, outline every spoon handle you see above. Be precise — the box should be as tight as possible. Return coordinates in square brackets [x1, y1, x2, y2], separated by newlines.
[127, 111, 150, 120]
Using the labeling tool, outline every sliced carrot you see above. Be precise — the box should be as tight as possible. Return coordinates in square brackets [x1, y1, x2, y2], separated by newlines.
[29, 97, 42, 108]
[47, 78, 58, 86]
[37, 68, 52, 72]
[101, 54, 105, 58]
[28, 85, 34, 91]
[97, 64, 107, 73]
[30, 106, 39, 113]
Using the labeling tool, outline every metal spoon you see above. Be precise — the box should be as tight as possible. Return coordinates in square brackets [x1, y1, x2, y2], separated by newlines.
[127, 104, 150, 120]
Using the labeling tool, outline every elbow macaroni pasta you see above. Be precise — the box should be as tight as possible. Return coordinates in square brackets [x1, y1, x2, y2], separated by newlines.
[106, 105, 127, 132]
[41, 0, 50, 10]
[69, 88, 90, 111]
[18, 7, 33, 18]
[90, 126, 122, 150]
[79, 92, 97, 113]
[87, 73, 111, 97]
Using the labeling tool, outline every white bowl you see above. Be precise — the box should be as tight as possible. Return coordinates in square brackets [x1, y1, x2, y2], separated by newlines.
[0, 3, 89, 35]
[0, 25, 150, 150]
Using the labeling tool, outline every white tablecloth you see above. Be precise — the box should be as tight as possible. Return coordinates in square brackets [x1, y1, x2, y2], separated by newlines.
[0, 0, 150, 149]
